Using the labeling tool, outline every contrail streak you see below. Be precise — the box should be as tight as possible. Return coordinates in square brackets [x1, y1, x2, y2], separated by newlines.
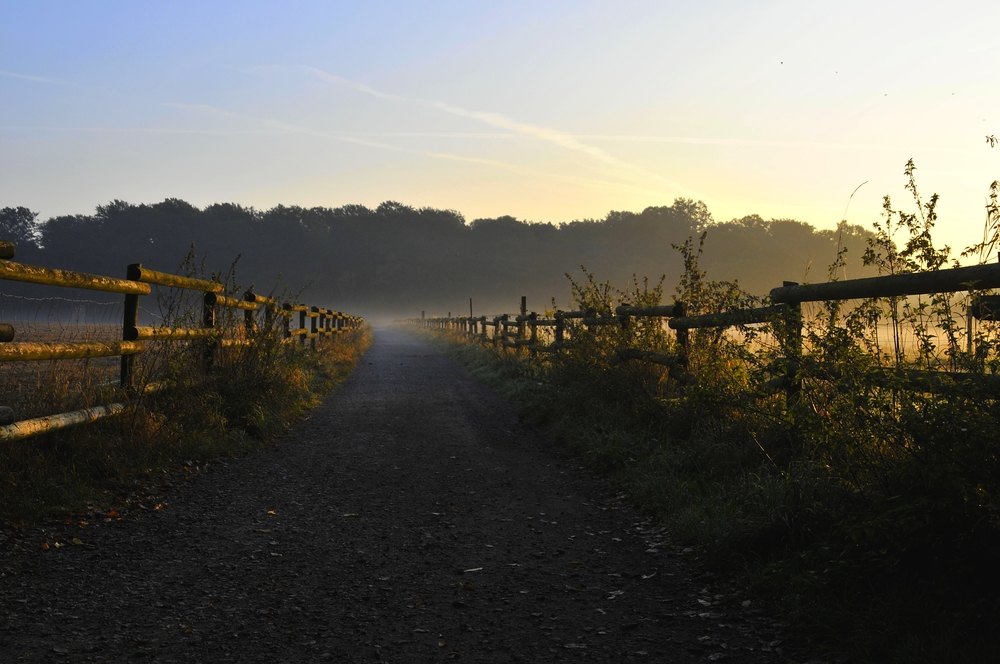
[305, 68, 700, 199]
[0, 70, 81, 88]
[165, 103, 669, 199]
[573, 135, 983, 154]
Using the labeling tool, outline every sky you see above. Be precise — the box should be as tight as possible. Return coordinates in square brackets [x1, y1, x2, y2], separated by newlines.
[1, 0, 998, 253]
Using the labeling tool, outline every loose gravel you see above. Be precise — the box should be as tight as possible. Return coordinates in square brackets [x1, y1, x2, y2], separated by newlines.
[0, 328, 795, 662]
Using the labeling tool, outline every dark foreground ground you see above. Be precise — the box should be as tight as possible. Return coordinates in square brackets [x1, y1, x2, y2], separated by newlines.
[0, 328, 796, 663]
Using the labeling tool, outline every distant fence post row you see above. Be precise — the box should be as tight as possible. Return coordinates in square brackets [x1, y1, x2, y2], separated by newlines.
[403, 261, 1000, 398]
[0, 239, 363, 442]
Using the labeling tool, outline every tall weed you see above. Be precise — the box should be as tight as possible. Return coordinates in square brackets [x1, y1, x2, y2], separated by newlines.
[0, 253, 371, 522]
[419, 163, 1000, 662]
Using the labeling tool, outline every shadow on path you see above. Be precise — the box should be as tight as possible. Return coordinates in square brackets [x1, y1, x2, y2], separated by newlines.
[0, 328, 786, 662]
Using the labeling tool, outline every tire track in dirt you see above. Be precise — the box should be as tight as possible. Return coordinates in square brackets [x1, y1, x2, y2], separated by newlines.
[0, 328, 792, 662]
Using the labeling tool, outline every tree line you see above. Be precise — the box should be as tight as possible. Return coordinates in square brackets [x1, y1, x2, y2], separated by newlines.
[0, 199, 874, 317]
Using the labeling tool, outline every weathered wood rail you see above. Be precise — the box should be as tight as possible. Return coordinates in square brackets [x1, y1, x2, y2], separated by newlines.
[0, 242, 363, 442]
[405, 261, 1000, 398]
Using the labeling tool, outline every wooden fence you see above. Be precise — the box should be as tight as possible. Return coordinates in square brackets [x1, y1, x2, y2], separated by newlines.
[404, 262, 1000, 397]
[0, 241, 362, 442]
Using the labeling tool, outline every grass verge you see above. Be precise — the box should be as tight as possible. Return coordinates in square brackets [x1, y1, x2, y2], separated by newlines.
[0, 328, 372, 524]
[413, 325, 1000, 664]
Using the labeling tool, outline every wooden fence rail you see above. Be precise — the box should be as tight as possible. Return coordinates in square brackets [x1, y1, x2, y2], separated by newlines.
[405, 259, 1000, 399]
[0, 242, 364, 443]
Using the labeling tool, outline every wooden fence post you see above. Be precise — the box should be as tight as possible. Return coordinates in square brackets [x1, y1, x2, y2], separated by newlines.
[519, 296, 527, 343]
[310, 306, 319, 348]
[202, 291, 216, 374]
[555, 310, 565, 347]
[282, 303, 292, 340]
[781, 282, 803, 404]
[674, 302, 689, 372]
[120, 263, 141, 390]
[263, 299, 274, 331]
[529, 312, 538, 357]
[243, 289, 256, 338]
[299, 309, 307, 345]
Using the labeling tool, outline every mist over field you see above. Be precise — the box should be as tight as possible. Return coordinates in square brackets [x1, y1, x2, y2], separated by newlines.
[1, 199, 874, 321]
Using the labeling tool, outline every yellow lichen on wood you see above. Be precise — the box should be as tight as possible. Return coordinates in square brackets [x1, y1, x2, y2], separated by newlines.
[127, 327, 216, 341]
[129, 265, 223, 293]
[0, 341, 145, 362]
[0, 260, 150, 295]
[0, 403, 126, 442]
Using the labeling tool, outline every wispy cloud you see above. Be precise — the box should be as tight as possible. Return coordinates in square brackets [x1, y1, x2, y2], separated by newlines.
[354, 132, 514, 139]
[574, 134, 983, 154]
[2, 125, 264, 135]
[305, 68, 699, 199]
[166, 103, 669, 199]
[0, 70, 81, 88]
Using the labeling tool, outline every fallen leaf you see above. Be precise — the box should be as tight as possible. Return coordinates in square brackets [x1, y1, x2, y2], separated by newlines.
[438, 640, 447, 648]
[40, 542, 50, 551]
[106, 510, 119, 518]
[267, 510, 275, 515]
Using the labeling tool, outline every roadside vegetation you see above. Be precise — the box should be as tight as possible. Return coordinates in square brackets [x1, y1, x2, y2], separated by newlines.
[415, 163, 1000, 663]
[0, 256, 372, 524]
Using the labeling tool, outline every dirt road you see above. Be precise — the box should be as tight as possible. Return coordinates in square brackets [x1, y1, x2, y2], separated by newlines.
[0, 328, 789, 662]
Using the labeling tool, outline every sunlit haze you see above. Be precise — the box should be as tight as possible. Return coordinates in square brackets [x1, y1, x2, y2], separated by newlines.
[2, 0, 998, 253]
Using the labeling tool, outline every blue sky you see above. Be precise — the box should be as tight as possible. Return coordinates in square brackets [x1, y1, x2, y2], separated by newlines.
[2, 0, 998, 252]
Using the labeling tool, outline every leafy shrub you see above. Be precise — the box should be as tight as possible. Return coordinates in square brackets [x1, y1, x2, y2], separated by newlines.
[420, 163, 1000, 662]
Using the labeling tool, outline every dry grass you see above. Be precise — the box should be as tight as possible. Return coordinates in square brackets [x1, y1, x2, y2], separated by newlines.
[0, 327, 372, 523]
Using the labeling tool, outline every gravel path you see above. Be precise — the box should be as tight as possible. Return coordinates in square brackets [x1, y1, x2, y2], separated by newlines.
[0, 328, 792, 663]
